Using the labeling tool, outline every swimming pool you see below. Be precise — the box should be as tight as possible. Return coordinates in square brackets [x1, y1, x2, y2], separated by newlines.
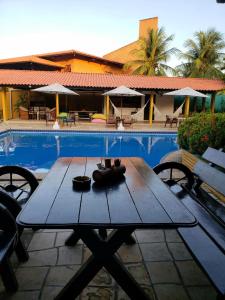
[0, 130, 178, 172]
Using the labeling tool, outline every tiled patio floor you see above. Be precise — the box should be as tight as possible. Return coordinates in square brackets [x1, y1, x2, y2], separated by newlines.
[0, 119, 178, 132]
[0, 228, 217, 300]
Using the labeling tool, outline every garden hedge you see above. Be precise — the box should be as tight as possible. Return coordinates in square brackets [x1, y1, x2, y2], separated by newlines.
[178, 113, 225, 155]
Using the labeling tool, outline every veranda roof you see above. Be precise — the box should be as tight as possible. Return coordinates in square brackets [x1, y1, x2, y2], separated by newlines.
[0, 70, 224, 92]
[164, 87, 208, 98]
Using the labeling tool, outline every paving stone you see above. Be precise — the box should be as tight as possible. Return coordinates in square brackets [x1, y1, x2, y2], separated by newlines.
[165, 229, 182, 243]
[23, 248, 57, 266]
[46, 265, 81, 286]
[168, 242, 192, 260]
[117, 244, 142, 263]
[176, 261, 211, 285]
[15, 267, 48, 290]
[135, 229, 165, 243]
[125, 263, 151, 285]
[55, 231, 83, 247]
[187, 286, 217, 300]
[154, 284, 189, 300]
[89, 268, 114, 287]
[57, 245, 83, 265]
[41, 286, 63, 300]
[146, 261, 180, 284]
[117, 285, 155, 300]
[0, 291, 40, 300]
[140, 243, 172, 262]
[81, 286, 114, 299]
[28, 232, 56, 251]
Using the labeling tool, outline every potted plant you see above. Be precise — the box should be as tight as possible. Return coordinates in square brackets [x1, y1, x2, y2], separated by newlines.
[14, 93, 29, 112]
[14, 93, 29, 119]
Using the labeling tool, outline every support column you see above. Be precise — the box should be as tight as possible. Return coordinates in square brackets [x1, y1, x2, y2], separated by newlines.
[149, 94, 154, 126]
[210, 93, 216, 113]
[140, 95, 145, 121]
[202, 97, 206, 112]
[1, 87, 7, 122]
[56, 93, 59, 116]
[184, 96, 190, 117]
[106, 96, 110, 117]
[193, 97, 197, 112]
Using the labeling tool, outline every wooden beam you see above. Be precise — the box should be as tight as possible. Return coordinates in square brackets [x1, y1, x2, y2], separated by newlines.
[1, 87, 7, 122]
[202, 97, 206, 112]
[106, 95, 110, 117]
[149, 94, 154, 126]
[193, 97, 197, 112]
[210, 93, 216, 113]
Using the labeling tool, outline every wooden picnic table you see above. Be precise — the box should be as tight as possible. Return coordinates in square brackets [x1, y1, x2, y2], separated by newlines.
[17, 157, 196, 300]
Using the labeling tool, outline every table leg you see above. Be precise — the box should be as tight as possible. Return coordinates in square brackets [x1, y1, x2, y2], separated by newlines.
[55, 255, 102, 300]
[65, 228, 135, 246]
[65, 228, 107, 246]
[65, 230, 81, 246]
[56, 228, 150, 300]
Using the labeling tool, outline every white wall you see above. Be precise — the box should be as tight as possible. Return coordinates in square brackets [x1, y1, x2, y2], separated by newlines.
[154, 95, 174, 121]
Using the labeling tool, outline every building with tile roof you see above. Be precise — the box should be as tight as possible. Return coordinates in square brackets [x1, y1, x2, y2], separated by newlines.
[0, 17, 224, 123]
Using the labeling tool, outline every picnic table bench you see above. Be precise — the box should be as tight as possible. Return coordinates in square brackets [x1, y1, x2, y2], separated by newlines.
[0, 166, 38, 292]
[0, 192, 29, 292]
[153, 147, 225, 299]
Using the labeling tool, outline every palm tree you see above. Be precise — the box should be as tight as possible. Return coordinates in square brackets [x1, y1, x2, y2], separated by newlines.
[124, 27, 178, 76]
[176, 29, 225, 79]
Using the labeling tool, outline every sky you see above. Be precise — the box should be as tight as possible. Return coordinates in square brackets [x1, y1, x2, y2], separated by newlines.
[0, 0, 224, 67]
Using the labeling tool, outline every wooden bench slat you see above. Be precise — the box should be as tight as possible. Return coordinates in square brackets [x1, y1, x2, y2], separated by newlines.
[181, 194, 225, 252]
[202, 147, 225, 169]
[194, 161, 225, 197]
[178, 226, 225, 295]
[159, 148, 225, 297]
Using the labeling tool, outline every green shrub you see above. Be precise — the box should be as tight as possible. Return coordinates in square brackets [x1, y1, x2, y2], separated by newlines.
[178, 113, 225, 155]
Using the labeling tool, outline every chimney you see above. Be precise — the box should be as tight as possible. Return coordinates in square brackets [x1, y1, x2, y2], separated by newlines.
[139, 17, 158, 40]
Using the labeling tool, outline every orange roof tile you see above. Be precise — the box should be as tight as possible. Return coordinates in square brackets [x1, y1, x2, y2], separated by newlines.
[0, 56, 64, 68]
[0, 69, 224, 92]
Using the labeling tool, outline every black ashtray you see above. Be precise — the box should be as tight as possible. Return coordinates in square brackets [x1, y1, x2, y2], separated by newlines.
[72, 176, 91, 190]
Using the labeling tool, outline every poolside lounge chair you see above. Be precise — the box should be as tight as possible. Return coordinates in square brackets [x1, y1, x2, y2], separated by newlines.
[164, 115, 178, 128]
[63, 112, 76, 127]
[46, 108, 56, 126]
[122, 115, 132, 127]
[106, 115, 116, 127]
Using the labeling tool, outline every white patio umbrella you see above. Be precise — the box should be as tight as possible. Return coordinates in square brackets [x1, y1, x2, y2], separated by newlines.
[32, 83, 79, 116]
[164, 87, 207, 117]
[163, 87, 207, 98]
[103, 86, 144, 117]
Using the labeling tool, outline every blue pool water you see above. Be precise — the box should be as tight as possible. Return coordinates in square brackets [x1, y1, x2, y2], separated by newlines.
[0, 131, 178, 172]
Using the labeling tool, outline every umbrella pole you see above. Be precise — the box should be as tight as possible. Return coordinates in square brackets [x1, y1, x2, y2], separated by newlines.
[184, 96, 190, 117]
[121, 97, 122, 119]
[56, 93, 59, 116]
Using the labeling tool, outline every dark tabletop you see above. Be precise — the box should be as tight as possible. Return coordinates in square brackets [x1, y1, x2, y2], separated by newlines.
[17, 157, 196, 229]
